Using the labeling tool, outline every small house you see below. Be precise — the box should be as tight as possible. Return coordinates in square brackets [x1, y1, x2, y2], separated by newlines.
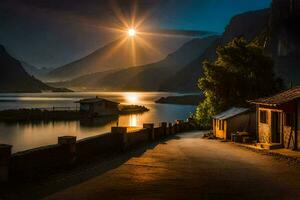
[250, 86, 300, 150]
[75, 97, 119, 117]
[213, 107, 256, 140]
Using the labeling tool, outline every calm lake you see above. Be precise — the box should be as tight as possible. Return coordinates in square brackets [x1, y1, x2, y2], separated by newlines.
[0, 92, 196, 152]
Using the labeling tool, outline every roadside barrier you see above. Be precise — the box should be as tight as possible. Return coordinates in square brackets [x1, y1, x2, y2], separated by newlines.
[0, 120, 193, 182]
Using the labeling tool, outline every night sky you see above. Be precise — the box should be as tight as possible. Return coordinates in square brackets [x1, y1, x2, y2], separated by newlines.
[0, 0, 271, 68]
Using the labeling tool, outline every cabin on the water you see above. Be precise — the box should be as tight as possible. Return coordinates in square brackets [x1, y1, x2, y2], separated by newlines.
[213, 107, 256, 140]
[75, 97, 119, 117]
[250, 86, 300, 150]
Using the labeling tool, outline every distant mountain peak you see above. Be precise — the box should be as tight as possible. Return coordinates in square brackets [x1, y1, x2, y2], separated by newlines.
[46, 31, 216, 82]
[50, 35, 219, 91]
[0, 45, 70, 93]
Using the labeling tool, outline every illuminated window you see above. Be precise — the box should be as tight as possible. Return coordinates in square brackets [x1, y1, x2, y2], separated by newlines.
[260, 110, 268, 123]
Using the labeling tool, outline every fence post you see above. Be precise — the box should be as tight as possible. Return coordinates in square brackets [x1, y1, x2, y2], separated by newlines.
[168, 123, 173, 135]
[143, 123, 154, 141]
[111, 127, 128, 151]
[0, 144, 12, 182]
[58, 136, 77, 165]
[176, 120, 184, 133]
[160, 122, 167, 137]
[187, 117, 194, 130]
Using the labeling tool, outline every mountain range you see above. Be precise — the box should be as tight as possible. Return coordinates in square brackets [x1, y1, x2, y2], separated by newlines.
[21, 61, 51, 79]
[49, 36, 219, 91]
[50, 0, 300, 92]
[0, 45, 70, 93]
[160, 9, 270, 91]
[2, 0, 300, 93]
[161, 1, 300, 91]
[46, 30, 212, 82]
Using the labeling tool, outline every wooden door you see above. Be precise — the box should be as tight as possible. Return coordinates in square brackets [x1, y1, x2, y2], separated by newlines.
[271, 111, 281, 143]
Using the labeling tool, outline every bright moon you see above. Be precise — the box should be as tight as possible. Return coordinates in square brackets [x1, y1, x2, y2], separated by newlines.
[125, 93, 139, 104]
[128, 28, 136, 37]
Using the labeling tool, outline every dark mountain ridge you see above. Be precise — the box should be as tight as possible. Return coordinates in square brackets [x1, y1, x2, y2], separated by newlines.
[161, 0, 300, 91]
[0, 45, 69, 93]
[21, 61, 51, 79]
[47, 0, 300, 92]
[160, 9, 270, 91]
[46, 30, 215, 82]
[51, 36, 219, 91]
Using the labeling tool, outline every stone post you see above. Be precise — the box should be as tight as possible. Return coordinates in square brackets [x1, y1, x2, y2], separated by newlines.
[111, 127, 128, 151]
[171, 124, 176, 134]
[187, 117, 194, 130]
[168, 123, 173, 135]
[0, 144, 12, 182]
[184, 122, 189, 131]
[160, 122, 167, 137]
[143, 123, 154, 141]
[58, 136, 77, 165]
[176, 120, 183, 133]
[153, 127, 159, 140]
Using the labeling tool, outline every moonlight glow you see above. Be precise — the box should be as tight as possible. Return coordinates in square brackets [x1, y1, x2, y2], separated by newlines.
[125, 93, 139, 104]
[128, 28, 136, 37]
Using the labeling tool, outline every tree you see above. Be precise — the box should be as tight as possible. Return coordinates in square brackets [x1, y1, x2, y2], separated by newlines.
[193, 37, 283, 128]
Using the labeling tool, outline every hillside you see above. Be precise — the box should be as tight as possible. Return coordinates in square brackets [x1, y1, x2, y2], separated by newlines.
[160, 39, 220, 91]
[48, 69, 119, 90]
[21, 61, 51, 79]
[160, 9, 270, 92]
[266, 0, 300, 84]
[155, 95, 203, 105]
[162, 2, 300, 91]
[52, 36, 219, 91]
[46, 31, 209, 82]
[49, 0, 300, 92]
[0, 45, 69, 93]
[221, 9, 270, 44]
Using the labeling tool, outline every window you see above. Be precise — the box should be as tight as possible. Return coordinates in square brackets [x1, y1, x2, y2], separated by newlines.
[260, 110, 268, 124]
[285, 113, 293, 127]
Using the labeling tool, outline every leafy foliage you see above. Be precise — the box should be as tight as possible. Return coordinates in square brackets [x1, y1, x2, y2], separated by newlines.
[193, 37, 283, 128]
[191, 95, 215, 129]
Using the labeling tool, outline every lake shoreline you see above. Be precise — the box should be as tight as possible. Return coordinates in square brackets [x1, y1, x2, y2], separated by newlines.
[0, 91, 196, 152]
[0, 105, 149, 122]
[155, 95, 202, 106]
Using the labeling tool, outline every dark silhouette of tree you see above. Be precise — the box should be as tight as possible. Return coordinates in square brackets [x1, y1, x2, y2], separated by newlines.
[193, 37, 283, 128]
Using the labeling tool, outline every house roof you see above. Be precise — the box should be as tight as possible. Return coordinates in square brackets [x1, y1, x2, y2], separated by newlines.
[249, 86, 300, 106]
[213, 107, 250, 120]
[75, 97, 119, 105]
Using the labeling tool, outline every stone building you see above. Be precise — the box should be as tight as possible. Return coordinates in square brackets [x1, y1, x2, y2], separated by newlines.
[250, 86, 300, 150]
[75, 97, 119, 117]
[213, 107, 256, 140]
